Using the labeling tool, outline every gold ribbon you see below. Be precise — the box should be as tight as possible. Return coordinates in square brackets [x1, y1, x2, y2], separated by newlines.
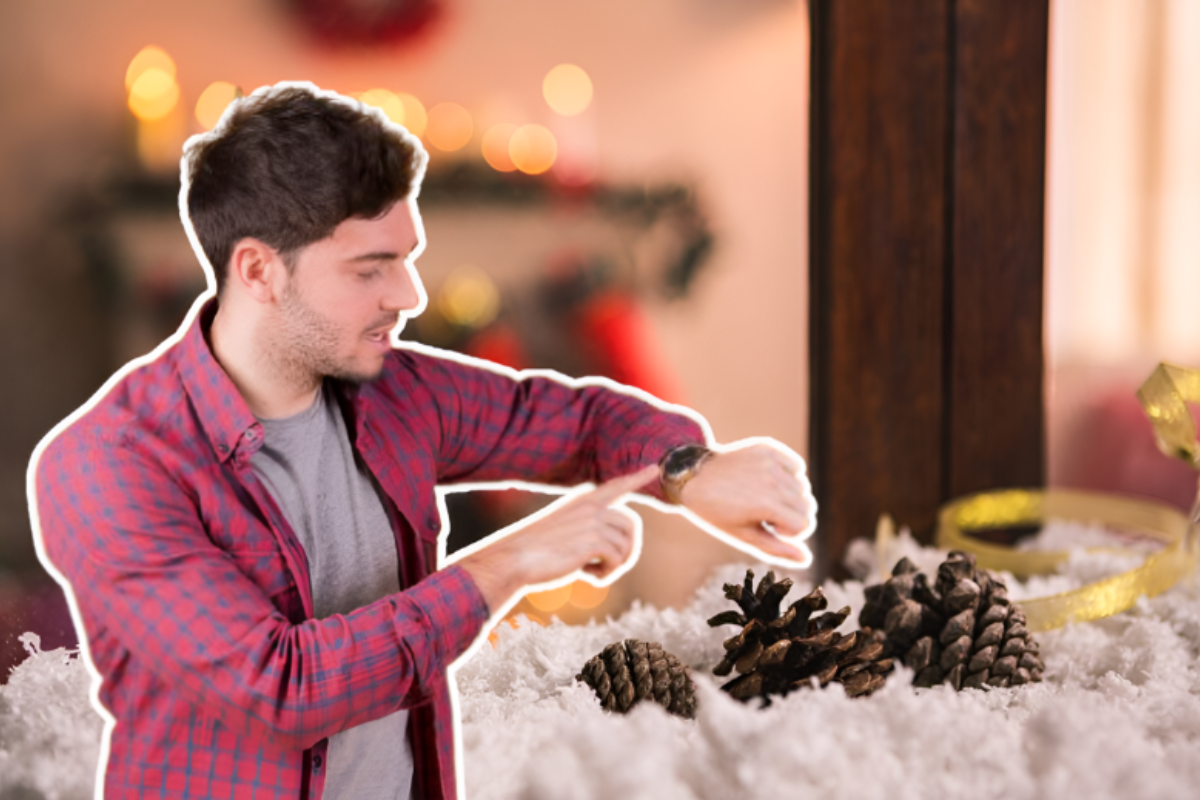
[935, 489, 1197, 632]
[1138, 361, 1200, 533]
[1137, 362, 1200, 469]
[879, 363, 1200, 632]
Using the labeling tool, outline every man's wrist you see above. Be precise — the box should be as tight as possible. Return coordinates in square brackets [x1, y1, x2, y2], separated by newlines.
[456, 551, 520, 615]
[658, 444, 713, 505]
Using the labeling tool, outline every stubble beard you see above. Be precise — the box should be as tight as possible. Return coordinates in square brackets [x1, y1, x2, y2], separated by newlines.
[272, 280, 384, 387]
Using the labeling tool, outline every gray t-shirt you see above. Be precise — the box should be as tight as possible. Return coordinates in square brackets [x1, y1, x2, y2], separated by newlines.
[251, 382, 413, 800]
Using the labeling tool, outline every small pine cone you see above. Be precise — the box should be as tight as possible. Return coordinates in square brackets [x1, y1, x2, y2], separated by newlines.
[861, 551, 1045, 692]
[709, 570, 893, 704]
[577, 639, 697, 719]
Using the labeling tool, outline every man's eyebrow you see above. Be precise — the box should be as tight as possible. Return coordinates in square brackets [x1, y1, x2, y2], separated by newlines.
[347, 251, 400, 263]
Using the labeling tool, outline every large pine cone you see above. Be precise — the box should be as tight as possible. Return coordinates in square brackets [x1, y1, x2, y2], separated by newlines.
[577, 639, 698, 719]
[860, 551, 1045, 690]
[709, 570, 893, 702]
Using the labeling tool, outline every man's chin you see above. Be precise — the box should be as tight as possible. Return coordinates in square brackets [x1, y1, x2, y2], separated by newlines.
[328, 358, 387, 385]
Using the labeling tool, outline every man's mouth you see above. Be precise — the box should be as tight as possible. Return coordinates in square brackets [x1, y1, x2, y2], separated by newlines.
[365, 319, 398, 342]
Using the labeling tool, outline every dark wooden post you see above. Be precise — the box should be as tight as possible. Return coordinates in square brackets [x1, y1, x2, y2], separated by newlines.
[808, 0, 1048, 577]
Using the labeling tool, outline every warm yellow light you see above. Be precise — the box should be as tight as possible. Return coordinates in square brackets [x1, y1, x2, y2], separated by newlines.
[357, 88, 406, 126]
[195, 81, 240, 130]
[426, 102, 473, 152]
[543, 64, 593, 116]
[437, 265, 500, 329]
[125, 45, 176, 91]
[128, 68, 180, 122]
[481, 123, 518, 172]
[509, 124, 557, 175]
[567, 580, 609, 610]
[137, 114, 185, 173]
[353, 90, 425, 136]
[526, 584, 572, 612]
[397, 93, 427, 138]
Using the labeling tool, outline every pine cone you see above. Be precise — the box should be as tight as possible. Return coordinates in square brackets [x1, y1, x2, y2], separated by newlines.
[576, 639, 697, 719]
[860, 551, 1045, 690]
[708, 570, 893, 702]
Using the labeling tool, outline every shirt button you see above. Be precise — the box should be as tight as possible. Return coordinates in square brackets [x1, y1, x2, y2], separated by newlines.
[313, 754, 323, 770]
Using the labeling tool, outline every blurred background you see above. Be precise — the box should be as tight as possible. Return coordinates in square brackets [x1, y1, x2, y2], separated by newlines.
[0, 0, 1198, 678]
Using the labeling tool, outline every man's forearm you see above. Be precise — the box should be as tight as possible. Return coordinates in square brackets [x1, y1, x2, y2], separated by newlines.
[456, 553, 523, 614]
[450, 465, 656, 613]
[415, 350, 709, 488]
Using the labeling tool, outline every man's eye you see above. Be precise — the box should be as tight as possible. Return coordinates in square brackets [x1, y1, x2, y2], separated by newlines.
[358, 270, 380, 280]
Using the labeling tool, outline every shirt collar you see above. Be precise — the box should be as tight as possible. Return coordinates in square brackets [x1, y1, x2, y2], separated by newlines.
[174, 298, 376, 462]
[174, 297, 261, 463]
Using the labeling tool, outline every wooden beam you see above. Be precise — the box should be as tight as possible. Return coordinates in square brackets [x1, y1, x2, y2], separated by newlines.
[947, 0, 1048, 498]
[809, 0, 1048, 577]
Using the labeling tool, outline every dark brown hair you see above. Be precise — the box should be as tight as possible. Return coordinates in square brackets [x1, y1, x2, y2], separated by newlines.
[186, 85, 422, 295]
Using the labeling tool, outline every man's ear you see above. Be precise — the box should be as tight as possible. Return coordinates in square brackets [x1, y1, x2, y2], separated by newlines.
[228, 238, 287, 303]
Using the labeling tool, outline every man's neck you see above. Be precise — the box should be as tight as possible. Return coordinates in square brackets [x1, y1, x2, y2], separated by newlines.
[209, 299, 322, 419]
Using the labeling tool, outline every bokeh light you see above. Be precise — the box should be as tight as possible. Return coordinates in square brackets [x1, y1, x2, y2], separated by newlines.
[397, 92, 427, 138]
[426, 102, 473, 152]
[568, 580, 609, 610]
[357, 88, 406, 125]
[509, 124, 557, 175]
[356, 89, 427, 138]
[526, 583, 572, 612]
[128, 67, 180, 122]
[125, 45, 175, 91]
[481, 123, 518, 172]
[543, 64, 593, 116]
[437, 265, 500, 328]
[137, 113, 184, 172]
[194, 81, 240, 130]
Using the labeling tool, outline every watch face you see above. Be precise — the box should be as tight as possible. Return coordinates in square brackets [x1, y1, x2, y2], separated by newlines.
[663, 445, 710, 478]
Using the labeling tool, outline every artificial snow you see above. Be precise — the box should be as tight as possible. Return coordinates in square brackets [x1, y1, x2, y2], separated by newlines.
[3, 529, 1199, 799]
[0, 634, 101, 799]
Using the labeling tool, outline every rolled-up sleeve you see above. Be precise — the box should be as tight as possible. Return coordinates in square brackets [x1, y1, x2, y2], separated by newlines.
[413, 353, 709, 496]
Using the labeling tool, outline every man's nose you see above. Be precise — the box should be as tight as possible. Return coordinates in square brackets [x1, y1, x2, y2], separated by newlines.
[384, 265, 422, 312]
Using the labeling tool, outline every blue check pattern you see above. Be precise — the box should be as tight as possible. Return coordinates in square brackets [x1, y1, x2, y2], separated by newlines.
[34, 298, 705, 799]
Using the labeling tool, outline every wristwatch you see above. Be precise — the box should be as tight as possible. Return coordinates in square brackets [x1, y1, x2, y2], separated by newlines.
[659, 444, 713, 505]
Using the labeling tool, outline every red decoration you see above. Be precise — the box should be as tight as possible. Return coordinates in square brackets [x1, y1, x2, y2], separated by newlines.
[572, 291, 683, 404]
[290, 0, 442, 47]
[464, 324, 528, 371]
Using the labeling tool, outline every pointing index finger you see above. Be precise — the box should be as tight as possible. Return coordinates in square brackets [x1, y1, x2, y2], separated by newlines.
[590, 464, 660, 505]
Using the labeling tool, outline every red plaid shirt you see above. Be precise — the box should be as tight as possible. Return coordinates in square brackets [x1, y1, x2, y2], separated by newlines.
[33, 299, 705, 799]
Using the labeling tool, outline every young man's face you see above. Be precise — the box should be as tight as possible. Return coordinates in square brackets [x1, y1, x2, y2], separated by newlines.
[272, 199, 425, 384]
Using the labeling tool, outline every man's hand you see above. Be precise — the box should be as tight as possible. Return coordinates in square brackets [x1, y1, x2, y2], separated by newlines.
[454, 465, 658, 614]
[679, 439, 814, 565]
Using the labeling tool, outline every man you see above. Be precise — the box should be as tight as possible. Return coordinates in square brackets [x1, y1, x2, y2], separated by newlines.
[30, 83, 814, 799]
